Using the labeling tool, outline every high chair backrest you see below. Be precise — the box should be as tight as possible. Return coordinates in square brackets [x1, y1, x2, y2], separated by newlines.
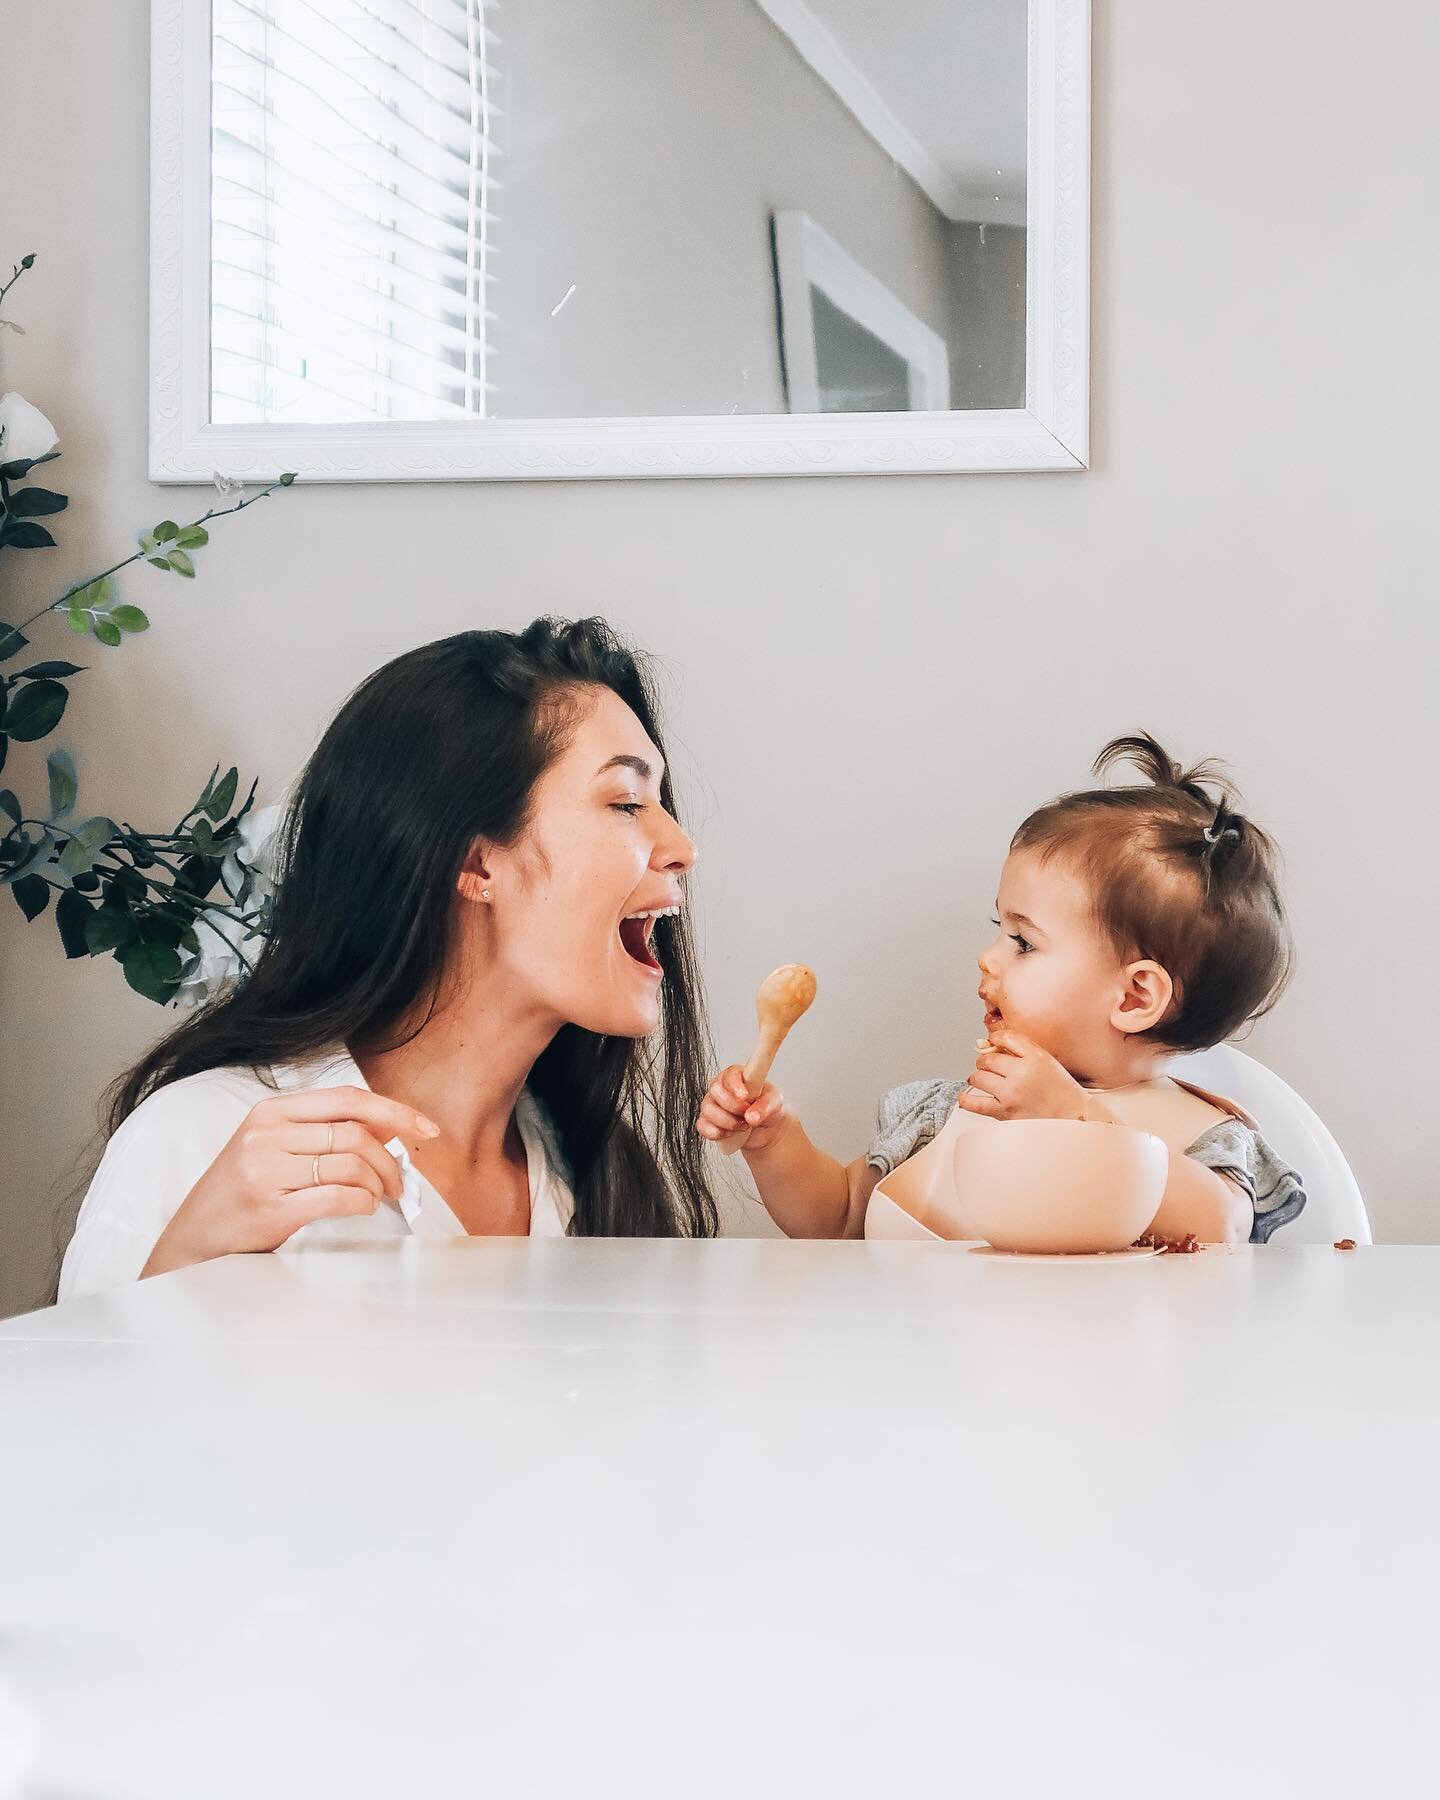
[1173, 1045, 1371, 1244]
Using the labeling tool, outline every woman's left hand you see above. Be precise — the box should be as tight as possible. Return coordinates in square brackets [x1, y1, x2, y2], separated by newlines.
[959, 1029, 1097, 1122]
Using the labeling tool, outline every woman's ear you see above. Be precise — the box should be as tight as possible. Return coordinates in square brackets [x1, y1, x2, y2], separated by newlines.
[1111, 960, 1174, 1035]
[456, 841, 493, 905]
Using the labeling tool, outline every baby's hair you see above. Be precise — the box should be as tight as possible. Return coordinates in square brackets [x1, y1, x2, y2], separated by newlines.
[1011, 733, 1291, 1051]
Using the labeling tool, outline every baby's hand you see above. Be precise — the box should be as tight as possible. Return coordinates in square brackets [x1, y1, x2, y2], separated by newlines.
[960, 1029, 1091, 1121]
[696, 1065, 790, 1154]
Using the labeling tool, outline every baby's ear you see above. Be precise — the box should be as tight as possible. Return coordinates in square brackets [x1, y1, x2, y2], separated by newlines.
[1112, 960, 1173, 1035]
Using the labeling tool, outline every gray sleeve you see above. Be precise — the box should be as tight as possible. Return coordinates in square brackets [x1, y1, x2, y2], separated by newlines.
[1186, 1120, 1308, 1244]
[866, 1078, 965, 1175]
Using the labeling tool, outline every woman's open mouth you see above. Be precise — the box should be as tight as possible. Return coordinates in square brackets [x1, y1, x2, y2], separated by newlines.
[619, 907, 678, 974]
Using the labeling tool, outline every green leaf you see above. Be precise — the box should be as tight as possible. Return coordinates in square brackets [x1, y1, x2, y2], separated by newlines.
[91, 618, 123, 648]
[55, 886, 94, 958]
[166, 550, 196, 578]
[1, 521, 56, 550]
[175, 853, 220, 898]
[11, 874, 50, 921]
[2, 825, 54, 883]
[0, 732, 7, 776]
[279, 472, 296, 485]
[71, 870, 100, 893]
[189, 817, 218, 855]
[119, 831, 156, 870]
[63, 577, 110, 611]
[176, 526, 209, 549]
[67, 604, 87, 634]
[85, 907, 137, 954]
[58, 815, 116, 877]
[17, 660, 83, 679]
[110, 605, 149, 633]
[47, 748, 77, 818]
[0, 626, 29, 662]
[0, 450, 59, 481]
[0, 789, 20, 827]
[146, 557, 171, 572]
[6, 487, 68, 518]
[5, 679, 67, 742]
[106, 865, 146, 905]
[153, 520, 180, 543]
[140, 908, 186, 952]
[120, 937, 183, 1004]
[205, 767, 239, 820]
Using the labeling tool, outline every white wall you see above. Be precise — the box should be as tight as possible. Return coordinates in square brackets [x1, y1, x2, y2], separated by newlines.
[1, 0, 1436, 1317]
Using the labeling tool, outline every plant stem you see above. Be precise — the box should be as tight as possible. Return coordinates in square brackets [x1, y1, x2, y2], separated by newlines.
[95, 851, 261, 927]
[7, 479, 291, 636]
[0, 256, 35, 313]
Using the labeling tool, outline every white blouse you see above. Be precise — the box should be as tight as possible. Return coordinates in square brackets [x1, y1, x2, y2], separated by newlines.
[59, 1047, 577, 1302]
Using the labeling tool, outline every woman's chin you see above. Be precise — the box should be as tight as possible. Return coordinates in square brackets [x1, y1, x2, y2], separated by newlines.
[584, 1003, 660, 1038]
[573, 967, 663, 1037]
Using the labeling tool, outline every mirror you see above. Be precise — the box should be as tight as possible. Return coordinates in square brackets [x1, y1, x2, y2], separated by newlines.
[151, 0, 1088, 479]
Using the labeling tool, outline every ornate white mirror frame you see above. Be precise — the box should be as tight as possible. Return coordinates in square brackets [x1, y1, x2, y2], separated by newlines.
[149, 0, 1088, 484]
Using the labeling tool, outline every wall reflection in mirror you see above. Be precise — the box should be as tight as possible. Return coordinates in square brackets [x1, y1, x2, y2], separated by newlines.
[210, 0, 1026, 426]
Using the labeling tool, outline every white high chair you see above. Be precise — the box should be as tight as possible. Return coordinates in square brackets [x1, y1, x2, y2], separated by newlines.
[1174, 1044, 1371, 1244]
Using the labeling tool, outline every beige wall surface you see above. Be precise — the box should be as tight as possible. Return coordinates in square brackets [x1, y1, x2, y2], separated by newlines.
[1, 1, 1436, 1316]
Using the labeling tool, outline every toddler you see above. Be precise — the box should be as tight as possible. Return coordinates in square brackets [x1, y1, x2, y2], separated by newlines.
[698, 735, 1306, 1245]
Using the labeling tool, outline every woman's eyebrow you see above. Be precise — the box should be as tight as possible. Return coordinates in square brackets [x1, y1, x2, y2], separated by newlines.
[595, 754, 659, 781]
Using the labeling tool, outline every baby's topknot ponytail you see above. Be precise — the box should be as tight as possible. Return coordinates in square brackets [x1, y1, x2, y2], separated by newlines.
[1092, 733, 1252, 896]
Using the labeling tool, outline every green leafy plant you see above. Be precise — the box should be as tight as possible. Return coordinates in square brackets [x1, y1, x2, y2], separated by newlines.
[1, 253, 292, 1003]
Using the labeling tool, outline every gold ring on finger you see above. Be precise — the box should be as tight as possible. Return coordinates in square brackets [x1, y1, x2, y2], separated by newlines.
[311, 1153, 322, 1187]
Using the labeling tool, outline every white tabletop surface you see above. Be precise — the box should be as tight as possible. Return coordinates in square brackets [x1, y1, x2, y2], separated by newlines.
[2, 1239, 1438, 1799]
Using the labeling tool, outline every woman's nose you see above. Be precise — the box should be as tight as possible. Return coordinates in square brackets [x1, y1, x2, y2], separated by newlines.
[654, 812, 698, 874]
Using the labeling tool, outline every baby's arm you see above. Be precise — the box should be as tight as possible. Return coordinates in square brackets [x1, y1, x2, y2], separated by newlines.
[696, 1066, 879, 1238]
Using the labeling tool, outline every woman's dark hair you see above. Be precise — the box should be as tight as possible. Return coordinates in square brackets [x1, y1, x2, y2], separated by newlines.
[1011, 733, 1291, 1051]
[107, 617, 718, 1238]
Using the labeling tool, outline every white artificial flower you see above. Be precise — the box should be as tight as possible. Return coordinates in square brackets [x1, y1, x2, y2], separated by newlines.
[212, 470, 245, 496]
[0, 390, 57, 462]
[174, 801, 285, 1007]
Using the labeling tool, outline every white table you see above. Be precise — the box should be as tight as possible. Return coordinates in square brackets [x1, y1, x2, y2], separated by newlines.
[2, 1240, 1438, 1799]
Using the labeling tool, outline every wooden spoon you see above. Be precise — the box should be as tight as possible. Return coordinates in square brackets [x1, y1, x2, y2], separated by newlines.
[720, 963, 818, 1156]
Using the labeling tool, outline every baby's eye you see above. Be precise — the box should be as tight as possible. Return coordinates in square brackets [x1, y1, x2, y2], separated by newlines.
[1010, 933, 1033, 955]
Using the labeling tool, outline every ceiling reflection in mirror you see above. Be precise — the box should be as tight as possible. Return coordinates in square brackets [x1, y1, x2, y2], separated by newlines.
[209, 0, 1026, 426]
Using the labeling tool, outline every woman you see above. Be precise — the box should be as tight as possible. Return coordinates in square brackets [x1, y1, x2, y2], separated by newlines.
[60, 618, 717, 1299]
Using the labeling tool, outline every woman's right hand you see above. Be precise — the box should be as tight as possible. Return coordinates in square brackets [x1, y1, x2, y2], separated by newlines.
[696, 1065, 790, 1155]
[141, 1086, 441, 1278]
